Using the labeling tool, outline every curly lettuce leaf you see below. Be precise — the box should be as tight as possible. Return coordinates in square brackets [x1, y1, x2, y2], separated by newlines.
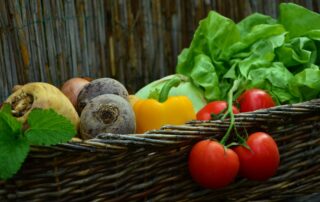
[237, 13, 277, 37]
[276, 37, 317, 70]
[176, 3, 320, 104]
[190, 54, 221, 100]
[289, 66, 320, 101]
[279, 3, 320, 38]
[247, 62, 296, 103]
[177, 11, 240, 77]
[222, 24, 286, 61]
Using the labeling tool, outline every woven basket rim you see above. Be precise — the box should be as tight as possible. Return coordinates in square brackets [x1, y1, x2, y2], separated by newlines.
[39, 98, 320, 153]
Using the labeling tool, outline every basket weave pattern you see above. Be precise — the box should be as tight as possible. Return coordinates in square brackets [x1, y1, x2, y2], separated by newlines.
[1, 99, 319, 201]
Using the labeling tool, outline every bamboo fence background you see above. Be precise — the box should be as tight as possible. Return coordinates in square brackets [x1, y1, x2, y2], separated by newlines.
[1, 0, 320, 101]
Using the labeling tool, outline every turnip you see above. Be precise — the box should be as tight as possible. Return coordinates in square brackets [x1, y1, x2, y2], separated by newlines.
[77, 78, 129, 114]
[79, 94, 135, 139]
[5, 82, 80, 128]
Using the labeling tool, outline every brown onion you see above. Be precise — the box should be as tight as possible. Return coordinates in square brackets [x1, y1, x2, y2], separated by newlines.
[61, 77, 90, 107]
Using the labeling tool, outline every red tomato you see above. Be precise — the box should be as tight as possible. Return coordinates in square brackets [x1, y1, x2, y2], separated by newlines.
[237, 89, 275, 112]
[188, 140, 240, 189]
[196, 101, 240, 120]
[233, 132, 280, 181]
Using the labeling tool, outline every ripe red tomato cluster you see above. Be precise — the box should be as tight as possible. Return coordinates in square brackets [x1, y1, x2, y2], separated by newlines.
[188, 132, 280, 189]
[196, 88, 276, 120]
[237, 88, 276, 112]
[233, 132, 280, 181]
[190, 89, 279, 189]
[196, 101, 239, 120]
[188, 140, 240, 189]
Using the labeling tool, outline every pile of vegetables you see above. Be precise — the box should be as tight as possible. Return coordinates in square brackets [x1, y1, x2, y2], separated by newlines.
[180, 3, 320, 189]
[132, 4, 320, 190]
[177, 3, 320, 105]
[0, 77, 136, 179]
[0, 2, 319, 191]
[0, 82, 79, 179]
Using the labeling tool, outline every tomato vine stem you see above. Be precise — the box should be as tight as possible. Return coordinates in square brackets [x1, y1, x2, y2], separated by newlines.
[220, 79, 241, 145]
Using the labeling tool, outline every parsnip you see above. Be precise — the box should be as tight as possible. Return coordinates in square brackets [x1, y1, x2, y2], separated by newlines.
[5, 82, 80, 129]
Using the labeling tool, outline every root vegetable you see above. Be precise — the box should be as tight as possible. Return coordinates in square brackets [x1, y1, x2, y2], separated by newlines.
[79, 94, 135, 139]
[5, 82, 80, 129]
[61, 77, 90, 107]
[12, 85, 23, 93]
[77, 78, 129, 113]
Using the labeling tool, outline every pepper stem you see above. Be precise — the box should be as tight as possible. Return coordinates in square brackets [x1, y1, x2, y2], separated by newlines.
[158, 77, 181, 103]
[220, 79, 241, 145]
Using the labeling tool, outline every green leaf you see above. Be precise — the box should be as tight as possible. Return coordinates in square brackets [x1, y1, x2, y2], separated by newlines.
[276, 37, 317, 69]
[304, 30, 320, 41]
[222, 24, 286, 60]
[175, 2, 320, 105]
[224, 62, 238, 79]
[0, 103, 27, 180]
[237, 40, 275, 78]
[176, 11, 240, 77]
[237, 13, 277, 37]
[289, 67, 320, 101]
[0, 103, 22, 135]
[247, 62, 296, 103]
[0, 129, 29, 180]
[0, 103, 11, 113]
[190, 54, 221, 101]
[25, 109, 76, 146]
[248, 62, 293, 88]
[0, 107, 16, 139]
[279, 3, 320, 38]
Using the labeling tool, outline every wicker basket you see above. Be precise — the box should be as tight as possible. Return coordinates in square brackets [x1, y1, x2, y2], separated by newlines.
[1, 1, 320, 201]
[0, 98, 319, 201]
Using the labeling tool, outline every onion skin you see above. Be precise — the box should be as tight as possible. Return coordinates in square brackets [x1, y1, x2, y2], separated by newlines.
[61, 78, 90, 107]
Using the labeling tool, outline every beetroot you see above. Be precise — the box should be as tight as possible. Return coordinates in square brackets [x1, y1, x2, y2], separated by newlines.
[77, 78, 129, 114]
[79, 94, 135, 139]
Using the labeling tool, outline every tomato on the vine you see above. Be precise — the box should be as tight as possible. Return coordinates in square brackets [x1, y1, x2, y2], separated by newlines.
[188, 139, 240, 189]
[233, 132, 280, 181]
[196, 101, 239, 120]
[237, 89, 275, 112]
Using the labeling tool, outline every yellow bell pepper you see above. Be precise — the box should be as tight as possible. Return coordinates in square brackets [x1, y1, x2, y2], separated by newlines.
[133, 77, 196, 133]
[129, 94, 140, 107]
